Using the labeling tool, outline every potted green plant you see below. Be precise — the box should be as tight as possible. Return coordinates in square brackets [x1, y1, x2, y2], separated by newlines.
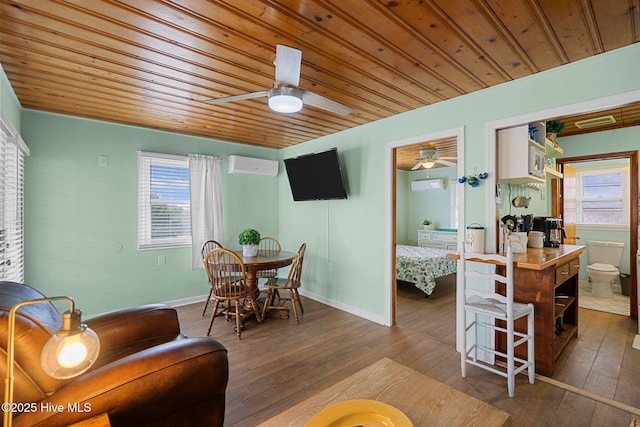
[239, 228, 260, 256]
[422, 219, 433, 230]
[545, 120, 565, 144]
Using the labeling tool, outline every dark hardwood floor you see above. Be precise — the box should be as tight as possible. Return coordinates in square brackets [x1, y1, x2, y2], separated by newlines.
[175, 275, 640, 427]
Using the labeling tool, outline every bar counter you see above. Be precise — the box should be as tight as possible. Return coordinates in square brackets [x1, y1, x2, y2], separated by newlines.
[450, 244, 585, 376]
[508, 244, 585, 270]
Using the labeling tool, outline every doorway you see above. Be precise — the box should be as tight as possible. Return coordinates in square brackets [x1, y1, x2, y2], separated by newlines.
[486, 91, 640, 323]
[554, 151, 638, 320]
[384, 126, 465, 326]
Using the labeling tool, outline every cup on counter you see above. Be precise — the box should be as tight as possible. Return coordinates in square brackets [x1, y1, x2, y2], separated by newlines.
[507, 232, 528, 253]
[528, 231, 544, 248]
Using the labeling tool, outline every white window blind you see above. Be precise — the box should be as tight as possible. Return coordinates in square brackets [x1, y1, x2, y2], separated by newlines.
[138, 151, 191, 249]
[1, 113, 29, 282]
[576, 167, 629, 226]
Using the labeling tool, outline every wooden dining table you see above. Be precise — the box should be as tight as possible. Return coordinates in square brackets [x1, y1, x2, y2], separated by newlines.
[231, 249, 297, 321]
[207, 249, 297, 325]
[233, 249, 296, 293]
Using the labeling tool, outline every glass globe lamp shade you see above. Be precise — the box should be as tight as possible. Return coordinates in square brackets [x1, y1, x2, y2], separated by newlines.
[268, 86, 303, 113]
[422, 161, 436, 169]
[40, 310, 100, 379]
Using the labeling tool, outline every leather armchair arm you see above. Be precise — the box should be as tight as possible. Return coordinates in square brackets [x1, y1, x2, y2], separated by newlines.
[85, 304, 185, 370]
[14, 337, 229, 427]
[85, 304, 181, 349]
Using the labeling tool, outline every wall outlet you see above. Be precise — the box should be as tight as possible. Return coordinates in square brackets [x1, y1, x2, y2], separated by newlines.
[98, 154, 108, 167]
[157, 255, 166, 265]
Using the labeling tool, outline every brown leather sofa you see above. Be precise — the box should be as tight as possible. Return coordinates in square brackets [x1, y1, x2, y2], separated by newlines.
[0, 281, 228, 427]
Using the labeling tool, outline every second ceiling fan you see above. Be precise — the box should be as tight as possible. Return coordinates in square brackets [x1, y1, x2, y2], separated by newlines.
[204, 44, 352, 116]
[411, 149, 457, 170]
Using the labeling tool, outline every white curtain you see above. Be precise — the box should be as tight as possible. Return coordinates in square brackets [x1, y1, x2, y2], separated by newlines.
[189, 154, 223, 269]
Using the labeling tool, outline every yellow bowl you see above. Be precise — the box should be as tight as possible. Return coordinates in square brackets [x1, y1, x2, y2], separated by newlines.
[305, 399, 413, 427]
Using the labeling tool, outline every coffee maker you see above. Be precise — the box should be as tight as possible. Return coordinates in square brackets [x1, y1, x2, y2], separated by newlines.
[532, 216, 566, 247]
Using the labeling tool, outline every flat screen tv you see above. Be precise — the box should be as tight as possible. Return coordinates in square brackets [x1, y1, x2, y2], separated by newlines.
[284, 148, 348, 201]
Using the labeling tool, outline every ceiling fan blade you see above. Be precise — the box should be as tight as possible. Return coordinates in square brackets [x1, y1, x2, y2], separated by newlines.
[301, 90, 353, 116]
[437, 156, 457, 160]
[274, 44, 301, 86]
[436, 159, 457, 167]
[203, 91, 268, 105]
[411, 161, 424, 170]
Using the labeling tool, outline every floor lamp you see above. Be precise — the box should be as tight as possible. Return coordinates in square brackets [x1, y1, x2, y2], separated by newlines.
[3, 296, 100, 427]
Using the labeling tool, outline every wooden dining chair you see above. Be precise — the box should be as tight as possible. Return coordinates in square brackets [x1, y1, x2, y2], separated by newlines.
[203, 248, 262, 339]
[256, 236, 282, 286]
[201, 239, 224, 316]
[460, 245, 535, 397]
[261, 243, 306, 324]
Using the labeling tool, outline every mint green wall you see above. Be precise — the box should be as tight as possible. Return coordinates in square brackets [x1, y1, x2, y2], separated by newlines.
[21, 110, 279, 316]
[1, 67, 21, 129]
[559, 125, 639, 158]
[405, 167, 458, 244]
[3, 44, 639, 321]
[278, 44, 640, 321]
[497, 182, 548, 219]
[395, 167, 460, 246]
[558, 127, 640, 278]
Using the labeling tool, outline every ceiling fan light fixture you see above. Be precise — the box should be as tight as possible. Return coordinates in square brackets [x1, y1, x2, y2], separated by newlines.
[268, 86, 303, 113]
[422, 161, 436, 169]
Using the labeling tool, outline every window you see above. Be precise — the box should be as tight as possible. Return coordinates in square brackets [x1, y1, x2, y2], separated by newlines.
[138, 151, 191, 249]
[576, 166, 629, 227]
[0, 113, 29, 282]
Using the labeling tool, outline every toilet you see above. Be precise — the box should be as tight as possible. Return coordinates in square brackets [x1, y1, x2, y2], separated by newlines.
[586, 240, 624, 298]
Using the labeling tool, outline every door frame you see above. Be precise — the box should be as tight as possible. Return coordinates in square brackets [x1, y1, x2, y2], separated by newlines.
[486, 92, 640, 323]
[554, 151, 638, 320]
[485, 90, 640, 254]
[384, 126, 465, 326]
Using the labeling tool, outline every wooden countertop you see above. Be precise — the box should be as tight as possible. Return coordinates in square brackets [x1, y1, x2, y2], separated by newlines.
[447, 245, 585, 270]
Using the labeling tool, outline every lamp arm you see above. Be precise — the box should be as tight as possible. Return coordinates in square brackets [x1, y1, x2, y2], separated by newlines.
[3, 296, 74, 427]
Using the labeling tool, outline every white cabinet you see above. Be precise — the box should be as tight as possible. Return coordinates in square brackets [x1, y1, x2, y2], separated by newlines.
[417, 230, 457, 250]
[498, 123, 546, 184]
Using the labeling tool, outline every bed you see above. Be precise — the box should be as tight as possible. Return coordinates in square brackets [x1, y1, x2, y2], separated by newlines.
[396, 245, 457, 296]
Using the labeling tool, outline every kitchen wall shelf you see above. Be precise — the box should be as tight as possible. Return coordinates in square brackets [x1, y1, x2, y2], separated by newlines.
[545, 166, 563, 178]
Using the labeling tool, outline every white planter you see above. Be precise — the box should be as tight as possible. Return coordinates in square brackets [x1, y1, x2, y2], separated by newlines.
[423, 225, 433, 230]
[242, 244, 258, 257]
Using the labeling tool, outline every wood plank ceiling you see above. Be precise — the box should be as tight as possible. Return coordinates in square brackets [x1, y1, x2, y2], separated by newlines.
[1, 0, 639, 157]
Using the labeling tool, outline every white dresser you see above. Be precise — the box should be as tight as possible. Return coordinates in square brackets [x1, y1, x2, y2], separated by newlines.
[417, 229, 458, 250]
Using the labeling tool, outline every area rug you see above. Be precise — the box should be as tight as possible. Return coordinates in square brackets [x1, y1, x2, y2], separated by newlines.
[578, 281, 630, 316]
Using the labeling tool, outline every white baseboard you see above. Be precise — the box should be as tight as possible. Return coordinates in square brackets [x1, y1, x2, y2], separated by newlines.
[92, 292, 384, 327]
[164, 294, 208, 308]
[298, 289, 386, 325]
[168, 290, 387, 326]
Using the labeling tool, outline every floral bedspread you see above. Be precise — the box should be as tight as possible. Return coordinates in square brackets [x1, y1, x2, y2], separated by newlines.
[396, 245, 457, 296]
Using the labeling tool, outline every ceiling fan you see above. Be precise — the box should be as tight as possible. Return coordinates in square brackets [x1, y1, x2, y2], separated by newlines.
[204, 44, 352, 116]
[411, 149, 457, 170]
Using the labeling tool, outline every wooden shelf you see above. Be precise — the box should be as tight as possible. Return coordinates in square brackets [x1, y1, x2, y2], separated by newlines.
[545, 166, 563, 178]
[553, 323, 577, 361]
[545, 138, 563, 157]
[554, 295, 575, 318]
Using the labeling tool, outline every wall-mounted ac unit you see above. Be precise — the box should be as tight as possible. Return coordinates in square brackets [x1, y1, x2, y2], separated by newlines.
[410, 178, 445, 191]
[228, 155, 278, 177]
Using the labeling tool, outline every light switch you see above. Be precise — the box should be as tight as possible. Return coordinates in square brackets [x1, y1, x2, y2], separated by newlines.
[98, 155, 108, 167]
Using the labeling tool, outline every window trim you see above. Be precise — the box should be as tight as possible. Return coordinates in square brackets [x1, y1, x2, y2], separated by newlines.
[575, 165, 629, 228]
[0, 112, 29, 282]
[137, 151, 192, 250]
